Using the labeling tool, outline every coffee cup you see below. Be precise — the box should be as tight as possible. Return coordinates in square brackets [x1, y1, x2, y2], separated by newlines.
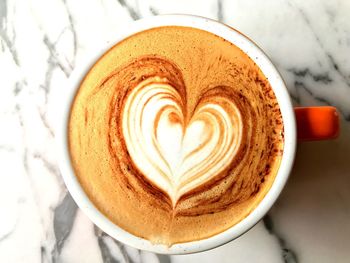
[57, 14, 339, 254]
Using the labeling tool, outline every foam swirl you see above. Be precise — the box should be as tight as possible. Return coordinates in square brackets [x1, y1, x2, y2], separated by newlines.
[69, 26, 284, 245]
[122, 76, 242, 203]
[104, 55, 279, 213]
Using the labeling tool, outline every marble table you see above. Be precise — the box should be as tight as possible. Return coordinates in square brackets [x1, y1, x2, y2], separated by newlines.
[1, 0, 350, 262]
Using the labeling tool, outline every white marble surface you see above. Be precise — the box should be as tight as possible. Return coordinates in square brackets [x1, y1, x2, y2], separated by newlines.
[1, 0, 350, 262]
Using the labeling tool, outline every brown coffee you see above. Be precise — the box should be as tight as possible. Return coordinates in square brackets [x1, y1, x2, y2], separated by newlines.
[68, 26, 284, 245]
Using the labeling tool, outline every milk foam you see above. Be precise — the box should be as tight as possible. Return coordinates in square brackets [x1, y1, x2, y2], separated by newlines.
[122, 77, 243, 203]
[69, 26, 284, 245]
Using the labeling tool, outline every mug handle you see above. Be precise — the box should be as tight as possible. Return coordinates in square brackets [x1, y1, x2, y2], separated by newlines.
[294, 106, 340, 141]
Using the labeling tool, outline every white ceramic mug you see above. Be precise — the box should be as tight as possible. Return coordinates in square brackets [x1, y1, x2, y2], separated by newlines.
[57, 14, 338, 254]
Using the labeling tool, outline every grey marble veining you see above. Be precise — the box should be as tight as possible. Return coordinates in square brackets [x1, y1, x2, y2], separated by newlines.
[0, 0, 349, 262]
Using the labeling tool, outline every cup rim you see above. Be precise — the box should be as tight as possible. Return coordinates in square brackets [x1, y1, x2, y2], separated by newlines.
[57, 14, 296, 254]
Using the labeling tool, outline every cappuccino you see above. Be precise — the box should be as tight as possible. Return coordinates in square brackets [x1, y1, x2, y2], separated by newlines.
[69, 26, 284, 245]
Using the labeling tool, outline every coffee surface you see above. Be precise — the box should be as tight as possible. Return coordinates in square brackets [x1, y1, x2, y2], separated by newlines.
[69, 26, 284, 245]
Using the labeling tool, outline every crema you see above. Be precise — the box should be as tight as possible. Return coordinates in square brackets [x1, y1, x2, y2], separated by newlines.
[69, 26, 284, 245]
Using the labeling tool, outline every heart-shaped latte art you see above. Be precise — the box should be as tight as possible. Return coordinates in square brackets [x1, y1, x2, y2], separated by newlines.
[70, 31, 285, 245]
[122, 76, 243, 204]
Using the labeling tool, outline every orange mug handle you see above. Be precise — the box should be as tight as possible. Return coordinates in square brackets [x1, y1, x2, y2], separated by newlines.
[294, 106, 340, 141]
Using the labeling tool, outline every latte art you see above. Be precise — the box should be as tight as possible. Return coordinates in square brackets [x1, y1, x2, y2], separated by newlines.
[69, 26, 284, 245]
[122, 76, 243, 203]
